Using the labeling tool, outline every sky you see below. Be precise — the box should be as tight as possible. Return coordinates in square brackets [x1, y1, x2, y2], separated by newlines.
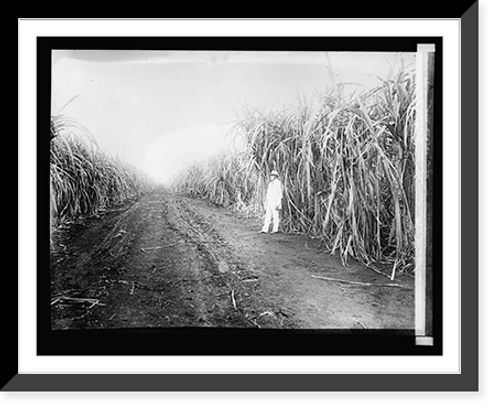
[51, 50, 415, 183]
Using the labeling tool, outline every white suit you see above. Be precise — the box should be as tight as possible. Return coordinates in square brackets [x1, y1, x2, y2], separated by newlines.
[261, 178, 283, 233]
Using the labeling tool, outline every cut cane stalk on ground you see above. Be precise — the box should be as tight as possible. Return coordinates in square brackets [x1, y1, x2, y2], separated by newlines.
[140, 241, 183, 252]
[310, 274, 413, 289]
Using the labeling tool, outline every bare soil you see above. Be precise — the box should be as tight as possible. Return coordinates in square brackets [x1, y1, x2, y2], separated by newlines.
[50, 187, 414, 331]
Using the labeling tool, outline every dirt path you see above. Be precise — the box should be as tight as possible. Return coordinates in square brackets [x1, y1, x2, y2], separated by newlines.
[50, 187, 414, 330]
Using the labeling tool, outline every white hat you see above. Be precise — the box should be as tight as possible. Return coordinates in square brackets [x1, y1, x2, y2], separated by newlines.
[270, 170, 279, 177]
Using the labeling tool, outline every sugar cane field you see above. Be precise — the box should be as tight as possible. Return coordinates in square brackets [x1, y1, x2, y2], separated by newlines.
[49, 50, 418, 331]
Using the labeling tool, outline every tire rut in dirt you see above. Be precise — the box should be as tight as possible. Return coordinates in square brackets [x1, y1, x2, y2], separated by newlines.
[165, 196, 254, 328]
[175, 197, 296, 329]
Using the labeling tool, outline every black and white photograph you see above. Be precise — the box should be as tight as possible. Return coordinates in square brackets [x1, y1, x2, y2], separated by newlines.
[47, 41, 437, 349]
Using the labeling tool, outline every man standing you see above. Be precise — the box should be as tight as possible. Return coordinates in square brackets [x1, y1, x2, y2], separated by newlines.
[260, 170, 283, 234]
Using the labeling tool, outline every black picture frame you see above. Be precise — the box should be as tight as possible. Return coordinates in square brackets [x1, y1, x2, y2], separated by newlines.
[7, 8, 479, 391]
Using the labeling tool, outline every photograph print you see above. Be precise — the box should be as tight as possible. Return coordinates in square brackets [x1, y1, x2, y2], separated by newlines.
[42, 37, 440, 356]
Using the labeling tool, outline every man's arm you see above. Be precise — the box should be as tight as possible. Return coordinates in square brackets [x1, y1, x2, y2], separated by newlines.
[277, 181, 283, 209]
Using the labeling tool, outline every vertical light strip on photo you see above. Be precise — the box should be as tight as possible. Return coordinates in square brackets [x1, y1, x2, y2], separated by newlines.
[415, 43, 435, 346]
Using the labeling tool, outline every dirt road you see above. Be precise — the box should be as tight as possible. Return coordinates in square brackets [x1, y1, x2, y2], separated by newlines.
[50, 187, 414, 331]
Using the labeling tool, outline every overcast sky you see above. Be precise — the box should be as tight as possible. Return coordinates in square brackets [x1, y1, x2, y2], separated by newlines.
[51, 50, 415, 183]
